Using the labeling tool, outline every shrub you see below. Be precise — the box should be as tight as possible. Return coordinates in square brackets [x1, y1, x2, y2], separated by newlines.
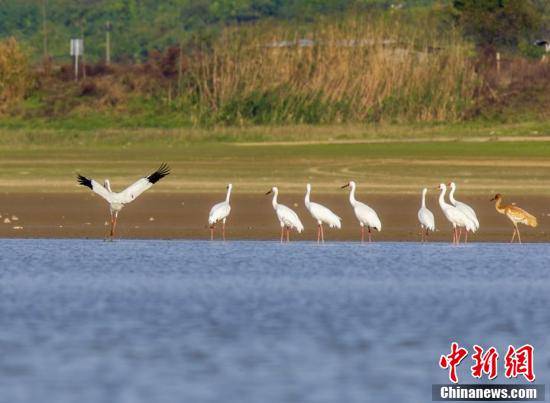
[0, 38, 32, 112]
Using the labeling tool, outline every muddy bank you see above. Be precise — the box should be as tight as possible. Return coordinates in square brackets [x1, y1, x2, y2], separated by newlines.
[0, 192, 549, 242]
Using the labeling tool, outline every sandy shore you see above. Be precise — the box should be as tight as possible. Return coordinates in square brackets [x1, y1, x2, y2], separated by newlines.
[0, 192, 549, 242]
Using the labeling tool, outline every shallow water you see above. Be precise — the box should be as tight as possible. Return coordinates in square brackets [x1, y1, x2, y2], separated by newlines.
[0, 240, 548, 403]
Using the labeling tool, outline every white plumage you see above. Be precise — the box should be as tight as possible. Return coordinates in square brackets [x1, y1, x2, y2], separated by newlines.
[341, 181, 381, 242]
[418, 188, 435, 242]
[77, 163, 170, 239]
[304, 183, 341, 243]
[208, 184, 232, 240]
[448, 182, 479, 233]
[437, 183, 475, 244]
[266, 186, 304, 242]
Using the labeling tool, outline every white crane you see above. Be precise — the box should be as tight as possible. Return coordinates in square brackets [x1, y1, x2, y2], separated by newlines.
[304, 183, 341, 243]
[437, 183, 475, 245]
[77, 163, 170, 239]
[448, 182, 479, 243]
[341, 181, 381, 242]
[266, 186, 304, 242]
[208, 184, 232, 241]
[417, 188, 435, 242]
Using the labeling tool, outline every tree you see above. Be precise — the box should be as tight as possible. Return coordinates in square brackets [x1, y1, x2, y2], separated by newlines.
[452, 0, 543, 50]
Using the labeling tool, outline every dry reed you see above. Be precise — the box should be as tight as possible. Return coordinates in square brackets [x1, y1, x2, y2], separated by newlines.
[185, 13, 481, 124]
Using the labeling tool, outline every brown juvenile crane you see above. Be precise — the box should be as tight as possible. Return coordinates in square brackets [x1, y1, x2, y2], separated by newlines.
[490, 194, 537, 243]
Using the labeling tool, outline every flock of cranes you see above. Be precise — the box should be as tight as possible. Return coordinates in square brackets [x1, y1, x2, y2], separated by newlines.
[77, 164, 539, 244]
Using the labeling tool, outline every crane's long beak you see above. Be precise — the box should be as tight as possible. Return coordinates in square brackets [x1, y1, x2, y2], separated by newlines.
[341, 184, 349, 189]
[265, 190, 272, 195]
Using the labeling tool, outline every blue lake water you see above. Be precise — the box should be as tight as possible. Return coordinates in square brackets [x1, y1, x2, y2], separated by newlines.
[0, 239, 549, 403]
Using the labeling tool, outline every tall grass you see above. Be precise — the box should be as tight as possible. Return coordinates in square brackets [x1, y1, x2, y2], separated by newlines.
[0, 13, 489, 128]
[185, 13, 480, 125]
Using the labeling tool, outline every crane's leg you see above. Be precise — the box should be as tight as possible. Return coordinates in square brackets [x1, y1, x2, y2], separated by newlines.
[321, 225, 325, 243]
[457, 228, 462, 244]
[420, 226, 424, 242]
[510, 227, 516, 243]
[107, 211, 113, 240]
[465, 230, 468, 244]
[368, 227, 372, 243]
[210, 225, 215, 241]
[516, 225, 522, 244]
[280, 226, 284, 243]
[222, 220, 226, 241]
[317, 224, 321, 243]
[452, 227, 456, 245]
[286, 227, 290, 242]
[111, 212, 118, 240]
[361, 226, 365, 243]
[426, 229, 430, 242]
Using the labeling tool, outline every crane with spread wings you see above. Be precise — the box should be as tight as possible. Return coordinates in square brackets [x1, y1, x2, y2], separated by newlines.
[77, 163, 170, 239]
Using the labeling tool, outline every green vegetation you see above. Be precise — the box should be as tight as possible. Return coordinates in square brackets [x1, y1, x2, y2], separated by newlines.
[1, 136, 550, 195]
[1, 121, 549, 146]
[0, 122, 549, 196]
[0, 0, 548, 130]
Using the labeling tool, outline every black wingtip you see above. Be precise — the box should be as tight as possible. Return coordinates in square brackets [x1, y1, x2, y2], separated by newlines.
[77, 174, 93, 189]
[147, 163, 170, 184]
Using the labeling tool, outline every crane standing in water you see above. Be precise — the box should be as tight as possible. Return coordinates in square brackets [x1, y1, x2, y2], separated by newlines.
[417, 188, 435, 242]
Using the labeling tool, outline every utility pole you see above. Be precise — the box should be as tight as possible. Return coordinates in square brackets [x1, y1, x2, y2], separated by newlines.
[178, 40, 183, 96]
[77, 19, 86, 79]
[105, 21, 112, 65]
[41, 0, 48, 59]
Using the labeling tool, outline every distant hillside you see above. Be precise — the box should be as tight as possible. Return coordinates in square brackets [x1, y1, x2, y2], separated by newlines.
[0, 0, 440, 61]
